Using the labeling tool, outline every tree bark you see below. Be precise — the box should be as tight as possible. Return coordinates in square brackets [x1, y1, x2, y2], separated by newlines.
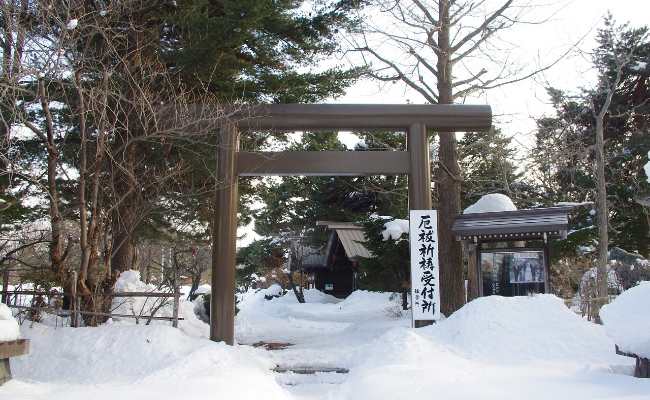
[594, 117, 609, 321]
[437, 0, 465, 315]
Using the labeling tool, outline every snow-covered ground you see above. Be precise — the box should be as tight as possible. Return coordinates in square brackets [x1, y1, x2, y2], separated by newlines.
[2, 286, 650, 400]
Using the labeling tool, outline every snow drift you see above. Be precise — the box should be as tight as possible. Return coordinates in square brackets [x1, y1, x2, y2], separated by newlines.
[338, 294, 637, 400]
[600, 281, 650, 358]
[428, 294, 617, 364]
[9, 323, 290, 400]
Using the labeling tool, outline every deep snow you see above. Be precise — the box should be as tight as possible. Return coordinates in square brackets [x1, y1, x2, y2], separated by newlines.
[600, 281, 650, 358]
[2, 286, 650, 400]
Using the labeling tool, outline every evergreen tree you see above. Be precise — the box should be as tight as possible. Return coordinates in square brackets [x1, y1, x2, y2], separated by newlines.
[532, 19, 650, 257]
[458, 128, 534, 209]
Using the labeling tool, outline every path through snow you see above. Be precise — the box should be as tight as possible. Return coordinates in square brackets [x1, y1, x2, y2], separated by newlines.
[2, 289, 650, 400]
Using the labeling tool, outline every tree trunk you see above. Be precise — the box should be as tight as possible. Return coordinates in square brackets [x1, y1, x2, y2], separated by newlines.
[110, 142, 139, 273]
[594, 117, 609, 321]
[287, 272, 305, 303]
[437, 0, 465, 316]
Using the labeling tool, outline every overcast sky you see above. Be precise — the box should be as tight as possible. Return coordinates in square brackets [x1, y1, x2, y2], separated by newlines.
[332, 0, 650, 151]
[239, 1, 650, 246]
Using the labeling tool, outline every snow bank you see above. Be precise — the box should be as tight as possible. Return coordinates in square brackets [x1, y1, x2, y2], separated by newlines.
[0, 303, 20, 341]
[10, 323, 290, 400]
[337, 295, 637, 400]
[600, 282, 650, 358]
[428, 295, 616, 364]
[464, 193, 516, 214]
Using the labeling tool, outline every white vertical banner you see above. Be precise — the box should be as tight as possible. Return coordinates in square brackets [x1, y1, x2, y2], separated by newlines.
[409, 210, 442, 325]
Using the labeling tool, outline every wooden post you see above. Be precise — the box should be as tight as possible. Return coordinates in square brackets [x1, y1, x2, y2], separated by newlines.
[172, 264, 179, 328]
[210, 122, 239, 344]
[71, 271, 78, 328]
[543, 233, 551, 294]
[407, 122, 433, 328]
[407, 122, 432, 212]
[1, 269, 8, 305]
[466, 242, 479, 302]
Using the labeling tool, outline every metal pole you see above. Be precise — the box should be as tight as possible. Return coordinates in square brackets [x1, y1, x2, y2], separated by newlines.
[407, 122, 433, 328]
[210, 122, 239, 344]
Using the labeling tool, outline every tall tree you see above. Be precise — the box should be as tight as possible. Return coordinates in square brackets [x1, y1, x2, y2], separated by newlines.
[353, 0, 561, 314]
[532, 19, 650, 317]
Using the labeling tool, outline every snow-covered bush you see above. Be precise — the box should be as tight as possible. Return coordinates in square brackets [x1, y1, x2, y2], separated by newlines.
[384, 292, 407, 319]
[600, 281, 650, 358]
[577, 265, 622, 319]
[0, 303, 20, 341]
[192, 295, 210, 323]
[112, 270, 174, 322]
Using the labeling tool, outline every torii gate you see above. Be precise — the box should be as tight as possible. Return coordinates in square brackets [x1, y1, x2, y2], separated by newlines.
[211, 104, 492, 344]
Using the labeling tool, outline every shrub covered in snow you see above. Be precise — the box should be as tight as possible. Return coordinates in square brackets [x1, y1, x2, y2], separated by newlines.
[112, 270, 174, 322]
[600, 281, 650, 358]
[0, 303, 20, 341]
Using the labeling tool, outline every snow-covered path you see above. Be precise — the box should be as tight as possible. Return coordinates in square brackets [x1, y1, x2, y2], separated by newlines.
[235, 290, 408, 399]
[2, 289, 650, 400]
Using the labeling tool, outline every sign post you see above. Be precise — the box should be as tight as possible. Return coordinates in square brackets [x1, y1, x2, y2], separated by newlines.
[409, 210, 442, 327]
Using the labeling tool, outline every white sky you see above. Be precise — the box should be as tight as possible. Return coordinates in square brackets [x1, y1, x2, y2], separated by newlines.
[239, 0, 650, 247]
[331, 0, 650, 151]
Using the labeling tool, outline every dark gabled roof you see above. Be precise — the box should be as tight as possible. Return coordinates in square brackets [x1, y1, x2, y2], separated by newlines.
[452, 206, 572, 242]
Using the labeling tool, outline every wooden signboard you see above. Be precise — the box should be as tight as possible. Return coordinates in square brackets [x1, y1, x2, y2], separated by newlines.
[409, 210, 442, 326]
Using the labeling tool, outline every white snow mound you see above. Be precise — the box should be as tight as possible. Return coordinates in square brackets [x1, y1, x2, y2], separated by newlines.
[0, 303, 20, 341]
[600, 281, 650, 358]
[464, 193, 517, 214]
[428, 295, 616, 364]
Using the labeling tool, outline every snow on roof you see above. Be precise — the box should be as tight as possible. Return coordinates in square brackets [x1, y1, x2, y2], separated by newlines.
[464, 193, 517, 214]
[0, 303, 20, 341]
[600, 281, 650, 358]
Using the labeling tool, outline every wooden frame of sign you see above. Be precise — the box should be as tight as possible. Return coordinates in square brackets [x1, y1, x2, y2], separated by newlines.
[211, 104, 492, 344]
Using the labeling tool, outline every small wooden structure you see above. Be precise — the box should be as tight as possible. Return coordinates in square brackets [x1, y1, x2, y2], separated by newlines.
[616, 345, 650, 378]
[452, 207, 572, 299]
[290, 222, 370, 298]
[0, 339, 29, 385]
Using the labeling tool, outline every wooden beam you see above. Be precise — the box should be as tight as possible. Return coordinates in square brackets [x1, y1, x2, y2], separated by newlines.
[230, 104, 492, 131]
[237, 151, 410, 176]
[0, 339, 29, 359]
[211, 123, 239, 345]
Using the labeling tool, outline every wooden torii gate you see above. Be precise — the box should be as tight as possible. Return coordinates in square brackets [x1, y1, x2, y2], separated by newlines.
[211, 104, 492, 344]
